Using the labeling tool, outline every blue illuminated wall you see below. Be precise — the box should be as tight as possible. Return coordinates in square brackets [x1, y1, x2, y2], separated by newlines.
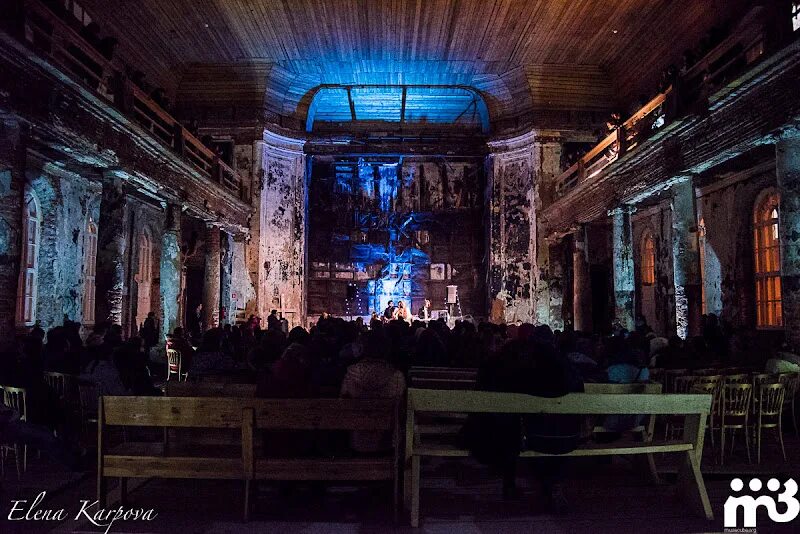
[307, 155, 485, 319]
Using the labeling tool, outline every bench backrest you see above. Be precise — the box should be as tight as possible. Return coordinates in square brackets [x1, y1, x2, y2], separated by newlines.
[407, 388, 710, 415]
[101, 396, 398, 431]
[583, 383, 663, 394]
[101, 396, 247, 428]
[165, 382, 257, 397]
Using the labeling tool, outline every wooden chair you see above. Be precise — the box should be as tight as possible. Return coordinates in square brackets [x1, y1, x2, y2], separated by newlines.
[691, 382, 721, 449]
[724, 373, 750, 385]
[665, 376, 701, 440]
[754, 383, 786, 464]
[777, 372, 798, 436]
[43, 372, 69, 399]
[720, 383, 752, 465]
[77, 379, 99, 436]
[1, 386, 29, 478]
[663, 369, 688, 393]
[166, 349, 184, 381]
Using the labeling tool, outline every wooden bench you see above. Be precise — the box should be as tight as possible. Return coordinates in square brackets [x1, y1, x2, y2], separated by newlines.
[98, 396, 401, 521]
[404, 387, 712, 527]
[164, 382, 256, 397]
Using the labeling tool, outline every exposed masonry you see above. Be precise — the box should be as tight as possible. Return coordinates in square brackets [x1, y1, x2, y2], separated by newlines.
[777, 138, 800, 348]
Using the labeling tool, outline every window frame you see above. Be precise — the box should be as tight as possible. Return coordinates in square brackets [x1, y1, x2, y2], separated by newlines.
[17, 190, 41, 327]
[82, 218, 97, 326]
[753, 190, 783, 329]
[640, 230, 656, 287]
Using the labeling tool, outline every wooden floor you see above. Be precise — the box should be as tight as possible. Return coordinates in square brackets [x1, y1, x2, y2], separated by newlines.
[1, 434, 797, 533]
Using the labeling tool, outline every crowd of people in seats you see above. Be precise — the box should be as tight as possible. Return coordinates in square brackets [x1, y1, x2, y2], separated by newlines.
[2, 306, 798, 508]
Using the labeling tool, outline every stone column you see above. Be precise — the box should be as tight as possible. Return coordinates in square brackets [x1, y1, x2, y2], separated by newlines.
[220, 231, 233, 325]
[671, 178, 702, 339]
[777, 137, 800, 349]
[202, 223, 221, 329]
[96, 175, 126, 325]
[572, 225, 593, 333]
[159, 202, 181, 342]
[611, 206, 636, 331]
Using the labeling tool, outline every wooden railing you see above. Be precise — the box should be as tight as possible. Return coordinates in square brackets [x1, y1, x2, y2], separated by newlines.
[14, 0, 243, 198]
[554, 6, 768, 199]
[555, 89, 670, 197]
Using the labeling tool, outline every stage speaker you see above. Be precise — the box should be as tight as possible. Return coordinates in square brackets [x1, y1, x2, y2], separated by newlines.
[446, 285, 458, 304]
[346, 284, 357, 300]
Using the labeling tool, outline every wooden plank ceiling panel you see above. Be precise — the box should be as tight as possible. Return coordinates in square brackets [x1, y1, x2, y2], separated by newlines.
[79, 0, 750, 123]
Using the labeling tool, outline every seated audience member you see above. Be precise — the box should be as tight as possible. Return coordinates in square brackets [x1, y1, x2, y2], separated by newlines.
[257, 327, 313, 398]
[190, 328, 236, 376]
[469, 326, 582, 512]
[114, 337, 159, 395]
[340, 329, 406, 452]
[167, 327, 195, 371]
[81, 349, 128, 396]
[140, 311, 159, 356]
[0, 403, 85, 470]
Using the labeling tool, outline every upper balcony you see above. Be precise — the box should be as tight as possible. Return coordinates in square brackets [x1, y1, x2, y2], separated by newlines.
[7, 0, 244, 198]
[553, 6, 771, 200]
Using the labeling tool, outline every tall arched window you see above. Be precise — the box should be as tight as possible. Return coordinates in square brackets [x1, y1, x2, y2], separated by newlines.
[640, 231, 656, 286]
[754, 192, 782, 328]
[82, 218, 97, 325]
[135, 231, 152, 328]
[17, 191, 40, 326]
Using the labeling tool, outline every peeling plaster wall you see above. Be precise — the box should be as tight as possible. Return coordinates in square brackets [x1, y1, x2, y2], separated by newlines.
[698, 165, 776, 328]
[632, 204, 675, 336]
[0, 119, 24, 339]
[26, 161, 101, 331]
[230, 236, 256, 321]
[487, 132, 563, 326]
[256, 131, 306, 327]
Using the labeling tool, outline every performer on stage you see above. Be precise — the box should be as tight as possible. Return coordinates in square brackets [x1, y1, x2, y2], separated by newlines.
[383, 300, 396, 320]
[394, 300, 411, 323]
[419, 299, 431, 321]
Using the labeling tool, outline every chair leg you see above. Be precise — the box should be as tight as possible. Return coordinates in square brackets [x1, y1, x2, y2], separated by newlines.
[14, 444, 21, 480]
[778, 420, 787, 462]
[756, 423, 762, 465]
[243, 480, 250, 522]
[720, 427, 725, 466]
[744, 425, 751, 464]
[119, 478, 128, 505]
[23, 445, 27, 473]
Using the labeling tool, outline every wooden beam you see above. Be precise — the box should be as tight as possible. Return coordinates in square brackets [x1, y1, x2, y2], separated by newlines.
[347, 87, 356, 121]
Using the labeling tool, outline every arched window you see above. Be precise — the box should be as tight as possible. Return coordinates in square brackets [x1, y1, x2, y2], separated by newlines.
[82, 218, 97, 325]
[640, 231, 656, 286]
[754, 192, 782, 328]
[17, 191, 40, 326]
[135, 231, 153, 328]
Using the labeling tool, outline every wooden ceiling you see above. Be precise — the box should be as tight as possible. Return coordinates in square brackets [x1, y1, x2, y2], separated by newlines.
[81, 0, 749, 127]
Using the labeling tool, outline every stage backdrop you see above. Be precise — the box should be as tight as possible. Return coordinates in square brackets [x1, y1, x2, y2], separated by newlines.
[307, 155, 486, 319]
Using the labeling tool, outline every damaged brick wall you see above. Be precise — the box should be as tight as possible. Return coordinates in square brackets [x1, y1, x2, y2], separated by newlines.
[255, 130, 306, 326]
[632, 203, 675, 337]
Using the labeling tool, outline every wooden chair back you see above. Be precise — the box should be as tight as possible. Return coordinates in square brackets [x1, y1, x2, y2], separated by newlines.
[166, 349, 182, 380]
[757, 383, 785, 420]
[43, 371, 69, 398]
[724, 373, 750, 385]
[673, 375, 699, 394]
[722, 384, 752, 417]
[777, 373, 799, 398]
[664, 369, 688, 392]
[78, 379, 99, 418]
[2, 386, 28, 421]
[751, 373, 778, 391]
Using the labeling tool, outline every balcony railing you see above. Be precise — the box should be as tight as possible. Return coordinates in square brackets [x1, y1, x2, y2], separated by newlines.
[12, 0, 244, 199]
[554, 6, 769, 199]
